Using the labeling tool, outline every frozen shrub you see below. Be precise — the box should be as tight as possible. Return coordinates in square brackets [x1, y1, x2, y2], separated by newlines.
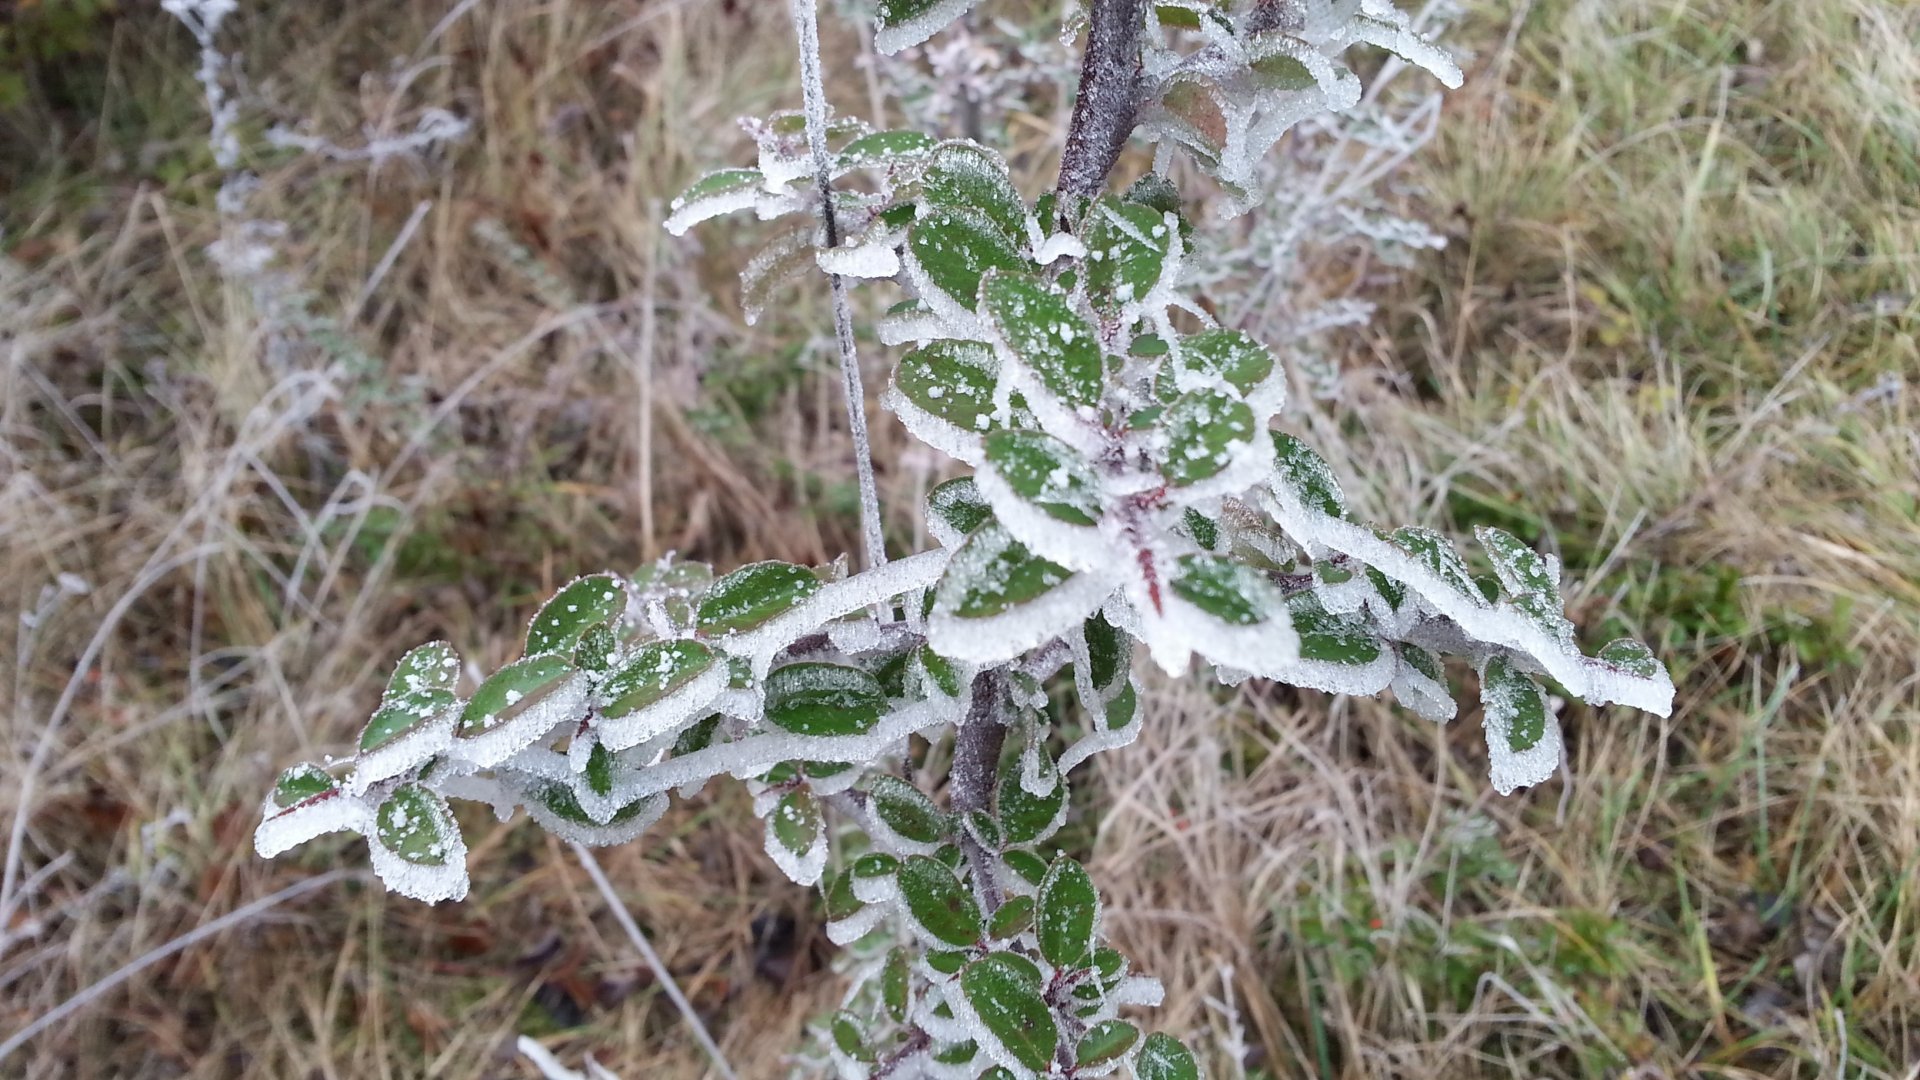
[259, 1, 1673, 1074]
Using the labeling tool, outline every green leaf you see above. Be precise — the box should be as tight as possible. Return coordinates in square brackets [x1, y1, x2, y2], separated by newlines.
[938, 522, 1078, 620]
[1169, 329, 1274, 397]
[527, 574, 627, 657]
[763, 663, 885, 736]
[997, 746, 1065, 845]
[1135, 1032, 1200, 1080]
[359, 687, 455, 753]
[932, 1040, 977, 1065]
[831, 1011, 874, 1062]
[598, 639, 717, 719]
[917, 647, 961, 698]
[1084, 612, 1128, 691]
[821, 869, 863, 921]
[983, 429, 1102, 526]
[1182, 507, 1222, 551]
[988, 894, 1036, 939]
[770, 788, 821, 855]
[1169, 554, 1278, 626]
[1076, 1019, 1140, 1068]
[584, 741, 616, 796]
[927, 949, 969, 974]
[1037, 857, 1099, 969]
[673, 714, 721, 755]
[1271, 431, 1347, 518]
[1598, 637, 1662, 679]
[458, 655, 576, 736]
[910, 208, 1025, 313]
[897, 854, 983, 948]
[665, 167, 766, 234]
[980, 271, 1103, 410]
[385, 641, 459, 699]
[1288, 593, 1383, 665]
[1001, 849, 1048, 886]
[1158, 388, 1255, 487]
[873, 0, 986, 50]
[836, 128, 935, 169]
[853, 851, 900, 879]
[920, 143, 1029, 243]
[894, 339, 1001, 436]
[697, 561, 821, 636]
[927, 476, 995, 540]
[1392, 527, 1486, 605]
[1084, 197, 1172, 310]
[1482, 655, 1547, 754]
[884, 947, 911, 1022]
[270, 763, 338, 809]
[572, 623, 618, 672]
[960, 954, 1058, 1074]
[867, 774, 949, 845]
[374, 783, 458, 867]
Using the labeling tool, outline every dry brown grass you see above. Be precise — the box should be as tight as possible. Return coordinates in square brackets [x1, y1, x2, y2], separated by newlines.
[2, 0, 1916, 1077]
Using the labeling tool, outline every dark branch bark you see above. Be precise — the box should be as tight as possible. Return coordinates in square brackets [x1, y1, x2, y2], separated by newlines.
[1055, 0, 1148, 199]
[950, 668, 1010, 913]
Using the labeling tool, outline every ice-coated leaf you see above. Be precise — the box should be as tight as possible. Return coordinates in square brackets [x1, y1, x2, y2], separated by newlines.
[1084, 197, 1175, 311]
[874, 0, 986, 54]
[867, 774, 950, 848]
[959, 953, 1057, 1075]
[1288, 592, 1382, 666]
[927, 476, 995, 547]
[369, 782, 468, 904]
[1391, 642, 1456, 722]
[358, 687, 455, 755]
[1134, 1032, 1200, 1080]
[1076, 1019, 1139, 1068]
[1001, 848, 1048, 887]
[997, 744, 1066, 845]
[527, 573, 627, 658]
[1598, 637, 1662, 680]
[988, 894, 1036, 939]
[896, 853, 983, 948]
[1165, 329, 1277, 400]
[664, 167, 768, 235]
[883, 946, 911, 1021]
[595, 638, 724, 749]
[1270, 431, 1347, 519]
[821, 868, 863, 922]
[915, 646, 962, 699]
[521, 779, 666, 847]
[1392, 526, 1486, 606]
[1476, 525, 1573, 640]
[740, 225, 818, 326]
[831, 1011, 874, 1062]
[920, 142, 1029, 245]
[455, 655, 586, 767]
[762, 662, 884, 736]
[889, 339, 1003, 461]
[271, 762, 338, 809]
[765, 787, 827, 886]
[1037, 857, 1098, 970]
[980, 271, 1103, 411]
[1480, 655, 1561, 795]
[982, 430, 1102, 526]
[1156, 388, 1256, 487]
[384, 640, 460, 699]
[572, 623, 618, 673]
[1084, 612, 1129, 692]
[908, 208, 1025, 314]
[835, 128, 935, 170]
[929, 521, 1113, 664]
[696, 560, 822, 636]
[1169, 555, 1278, 626]
[255, 764, 368, 859]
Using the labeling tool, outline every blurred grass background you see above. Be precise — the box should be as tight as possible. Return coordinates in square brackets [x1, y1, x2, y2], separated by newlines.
[2, 0, 1916, 1077]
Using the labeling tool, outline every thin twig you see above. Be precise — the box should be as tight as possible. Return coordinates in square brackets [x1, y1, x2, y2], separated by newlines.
[950, 670, 1010, 913]
[0, 869, 361, 1064]
[1056, 0, 1147, 200]
[570, 843, 738, 1080]
[789, 0, 887, 571]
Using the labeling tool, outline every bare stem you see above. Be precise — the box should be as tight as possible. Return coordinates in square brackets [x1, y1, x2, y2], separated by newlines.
[951, 669, 1011, 913]
[1056, 0, 1148, 200]
[789, 0, 888, 571]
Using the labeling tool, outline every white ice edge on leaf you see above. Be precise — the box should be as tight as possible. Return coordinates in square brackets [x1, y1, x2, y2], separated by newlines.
[881, 381, 988, 467]
[523, 789, 669, 848]
[938, 975, 1040, 1080]
[899, 237, 991, 344]
[254, 793, 371, 859]
[1390, 653, 1457, 723]
[929, 566, 1119, 665]
[825, 902, 888, 947]
[970, 458, 1106, 573]
[366, 813, 470, 905]
[872, 0, 984, 54]
[763, 807, 828, 887]
[709, 547, 950, 674]
[1260, 489, 1676, 715]
[664, 184, 798, 238]
[450, 671, 592, 770]
[348, 709, 455, 794]
[816, 238, 902, 279]
[595, 660, 729, 753]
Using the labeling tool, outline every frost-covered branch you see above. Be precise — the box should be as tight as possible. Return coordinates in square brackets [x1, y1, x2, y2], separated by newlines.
[1056, 0, 1147, 199]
